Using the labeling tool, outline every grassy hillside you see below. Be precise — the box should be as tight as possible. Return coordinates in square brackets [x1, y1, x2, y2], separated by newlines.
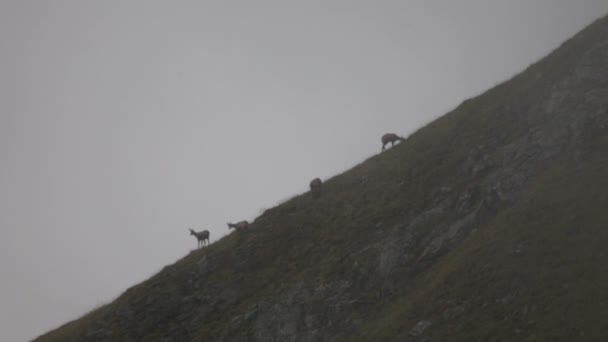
[35, 14, 608, 342]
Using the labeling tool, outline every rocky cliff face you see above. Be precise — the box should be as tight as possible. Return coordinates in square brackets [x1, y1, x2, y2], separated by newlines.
[36, 15, 608, 342]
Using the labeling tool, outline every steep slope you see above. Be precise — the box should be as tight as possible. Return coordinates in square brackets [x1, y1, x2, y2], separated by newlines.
[36, 14, 608, 342]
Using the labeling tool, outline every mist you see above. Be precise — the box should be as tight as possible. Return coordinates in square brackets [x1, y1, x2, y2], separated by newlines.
[1, 1, 607, 341]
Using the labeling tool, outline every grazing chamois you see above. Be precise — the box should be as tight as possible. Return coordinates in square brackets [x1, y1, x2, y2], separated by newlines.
[227, 221, 249, 231]
[309, 177, 322, 198]
[381, 133, 405, 152]
[189, 228, 210, 248]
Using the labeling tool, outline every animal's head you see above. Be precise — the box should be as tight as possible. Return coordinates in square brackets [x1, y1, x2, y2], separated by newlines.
[189, 228, 195, 235]
[227, 222, 232, 229]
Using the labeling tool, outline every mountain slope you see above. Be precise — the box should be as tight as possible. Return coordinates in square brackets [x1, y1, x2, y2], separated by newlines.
[35, 14, 608, 342]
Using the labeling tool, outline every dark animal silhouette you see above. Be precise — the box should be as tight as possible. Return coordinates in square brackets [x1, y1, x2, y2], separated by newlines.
[381, 133, 405, 151]
[227, 221, 249, 231]
[309, 178, 322, 198]
[189, 228, 210, 248]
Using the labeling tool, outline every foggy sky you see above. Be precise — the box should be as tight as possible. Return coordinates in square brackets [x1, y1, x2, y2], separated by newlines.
[1, 1, 607, 341]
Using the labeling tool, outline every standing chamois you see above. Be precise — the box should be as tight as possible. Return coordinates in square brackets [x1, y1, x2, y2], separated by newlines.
[309, 177, 322, 198]
[189, 228, 210, 248]
[381, 133, 405, 152]
[227, 221, 249, 231]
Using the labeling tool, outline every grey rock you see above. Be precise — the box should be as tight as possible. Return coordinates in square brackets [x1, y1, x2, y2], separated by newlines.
[409, 320, 432, 337]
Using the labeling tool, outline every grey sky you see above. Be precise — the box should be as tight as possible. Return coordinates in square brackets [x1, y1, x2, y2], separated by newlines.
[1, 1, 607, 341]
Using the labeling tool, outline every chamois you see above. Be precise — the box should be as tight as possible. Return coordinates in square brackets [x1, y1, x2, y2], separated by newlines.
[189, 228, 210, 248]
[227, 221, 249, 231]
[381, 133, 405, 152]
[309, 177, 322, 198]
